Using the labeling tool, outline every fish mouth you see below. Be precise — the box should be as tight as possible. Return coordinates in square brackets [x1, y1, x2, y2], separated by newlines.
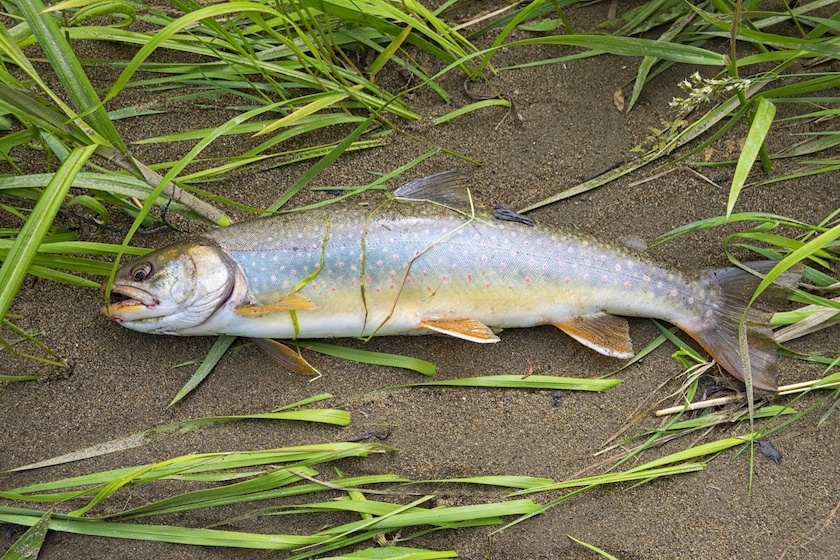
[102, 285, 160, 318]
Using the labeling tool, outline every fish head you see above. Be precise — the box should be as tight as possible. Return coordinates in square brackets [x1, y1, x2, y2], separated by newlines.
[104, 240, 236, 334]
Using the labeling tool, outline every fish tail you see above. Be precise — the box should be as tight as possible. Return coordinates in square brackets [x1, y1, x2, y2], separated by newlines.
[682, 261, 801, 391]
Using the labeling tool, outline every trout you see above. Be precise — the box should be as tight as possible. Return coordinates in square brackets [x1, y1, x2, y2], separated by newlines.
[105, 172, 799, 390]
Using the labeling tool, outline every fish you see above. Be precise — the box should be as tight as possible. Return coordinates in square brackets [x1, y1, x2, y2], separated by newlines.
[105, 171, 800, 390]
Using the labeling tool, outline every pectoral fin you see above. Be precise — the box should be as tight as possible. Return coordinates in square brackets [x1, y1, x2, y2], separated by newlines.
[419, 318, 500, 343]
[236, 296, 317, 316]
[252, 338, 318, 375]
[553, 313, 633, 359]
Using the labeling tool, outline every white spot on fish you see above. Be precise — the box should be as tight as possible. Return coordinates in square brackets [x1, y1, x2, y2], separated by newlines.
[462, 251, 468, 257]
[657, 281, 663, 288]
[689, 297, 695, 304]
[614, 264, 621, 271]
[271, 275, 277, 281]
[393, 253, 399, 260]
[600, 255, 606, 261]
[482, 256, 488, 262]
[452, 264, 457, 270]
[537, 239, 542, 245]
[643, 275, 650, 282]
[568, 247, 574, 253]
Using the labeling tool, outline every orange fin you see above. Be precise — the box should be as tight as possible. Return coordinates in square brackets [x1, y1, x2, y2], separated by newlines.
[252, 338, 318, 375]
[236, 296, 317, 316]
[419, 318, 500, 343]
[553, 313, 633, 359]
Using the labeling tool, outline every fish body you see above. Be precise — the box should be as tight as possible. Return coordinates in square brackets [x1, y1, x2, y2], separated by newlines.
[107, 172, 798, 390]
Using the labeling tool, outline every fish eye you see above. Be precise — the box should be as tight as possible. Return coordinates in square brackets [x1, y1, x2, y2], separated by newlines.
[129, 262, 153, 282]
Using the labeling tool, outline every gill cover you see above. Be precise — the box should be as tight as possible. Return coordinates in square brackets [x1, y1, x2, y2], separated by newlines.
[106, 240, 237, 334]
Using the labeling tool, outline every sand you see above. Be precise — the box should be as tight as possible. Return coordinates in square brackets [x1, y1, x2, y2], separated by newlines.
[1, 3, 839, 558]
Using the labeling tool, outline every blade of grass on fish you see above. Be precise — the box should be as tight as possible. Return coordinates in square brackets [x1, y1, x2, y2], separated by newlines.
[1, 510, 50, 560]
[0, 145, 95, 326]
[567, 535, 618, 560]
[295, 341, 437, 376]
[432, 98, 512, 125]
[169, 335, 237, 406]
[727, 97, 776, 218]
[382, 375, 620, 392]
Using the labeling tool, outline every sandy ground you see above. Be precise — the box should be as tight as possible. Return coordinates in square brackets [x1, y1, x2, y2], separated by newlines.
[2, 3, 839, 559]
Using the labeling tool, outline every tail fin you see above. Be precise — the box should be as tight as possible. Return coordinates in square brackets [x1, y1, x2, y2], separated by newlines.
[684, 261, 801, 392]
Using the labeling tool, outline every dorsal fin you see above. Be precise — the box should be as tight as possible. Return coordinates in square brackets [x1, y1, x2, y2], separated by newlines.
[392, 171, 472, 211]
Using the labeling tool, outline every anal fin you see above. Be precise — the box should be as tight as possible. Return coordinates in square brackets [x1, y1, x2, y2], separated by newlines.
[252, 338, 318, 375]
[553, 313, 633, 359]
[236, 296, 317, 316]
[419, 318, 500, 343]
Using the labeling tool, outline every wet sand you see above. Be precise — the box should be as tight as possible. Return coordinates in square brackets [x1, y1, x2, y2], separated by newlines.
[2, 3, 839, 558]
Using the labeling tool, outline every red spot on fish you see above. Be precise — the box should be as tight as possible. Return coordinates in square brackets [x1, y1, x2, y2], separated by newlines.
[375, 287, 381, 293]
[339, 262, 345, 268]
[500, 263, 506, 269]
[485, 283, 491, 288]
[564, 278, 570, 284]
[423, 270, 428, 276]
[508, 285, 513, 290]
[529, 259, 535, 265]
[537, 239, 542, 244]
[406, 277, 413, 283]
[543, 264, 548, 270]
[466, 274, 472, 281]
[331, 287, 336, 292]
[568, 247, 574, 253]
[643, 275, 650, 282]
[601, 255, 606, 261]
[311, 283, 317, 289]
[584, 274, 590, 281]
[689, 297, 695, 304]
[670, 289, 678, 297]
[291, 270, 297, 275]
[586, 260, 592, 266]
[601, 276, 607, 282]
[482, 256, 488, 262]
[614, 264, 621, 271]
[524, 241, 529, 246]
[351, 280, 357, 286]
[366, 277, 371, 283]
[625, 281, 631, 288]
[377, 261, 383, 267]
[393, 253, 399, 260]
[389, 284, 395, 289]
[441, 274, 448, 281]
[525, 277, 531, 283]
[427, 287, 432, 292]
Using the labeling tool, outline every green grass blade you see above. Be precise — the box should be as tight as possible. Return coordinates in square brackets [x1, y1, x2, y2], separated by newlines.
[567, 535, 618, 560]
[17, 0, 125, 150]
[296, 341, 437, 376]
[169, 335, 237, 406]
[0, 507, 319, 549]
[385, 375, 620, 392]
[0, 145, 95, 323]
[1, 510, 50, 560]
[432, 98, 511, 125]
[727, 97, 776, 217]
